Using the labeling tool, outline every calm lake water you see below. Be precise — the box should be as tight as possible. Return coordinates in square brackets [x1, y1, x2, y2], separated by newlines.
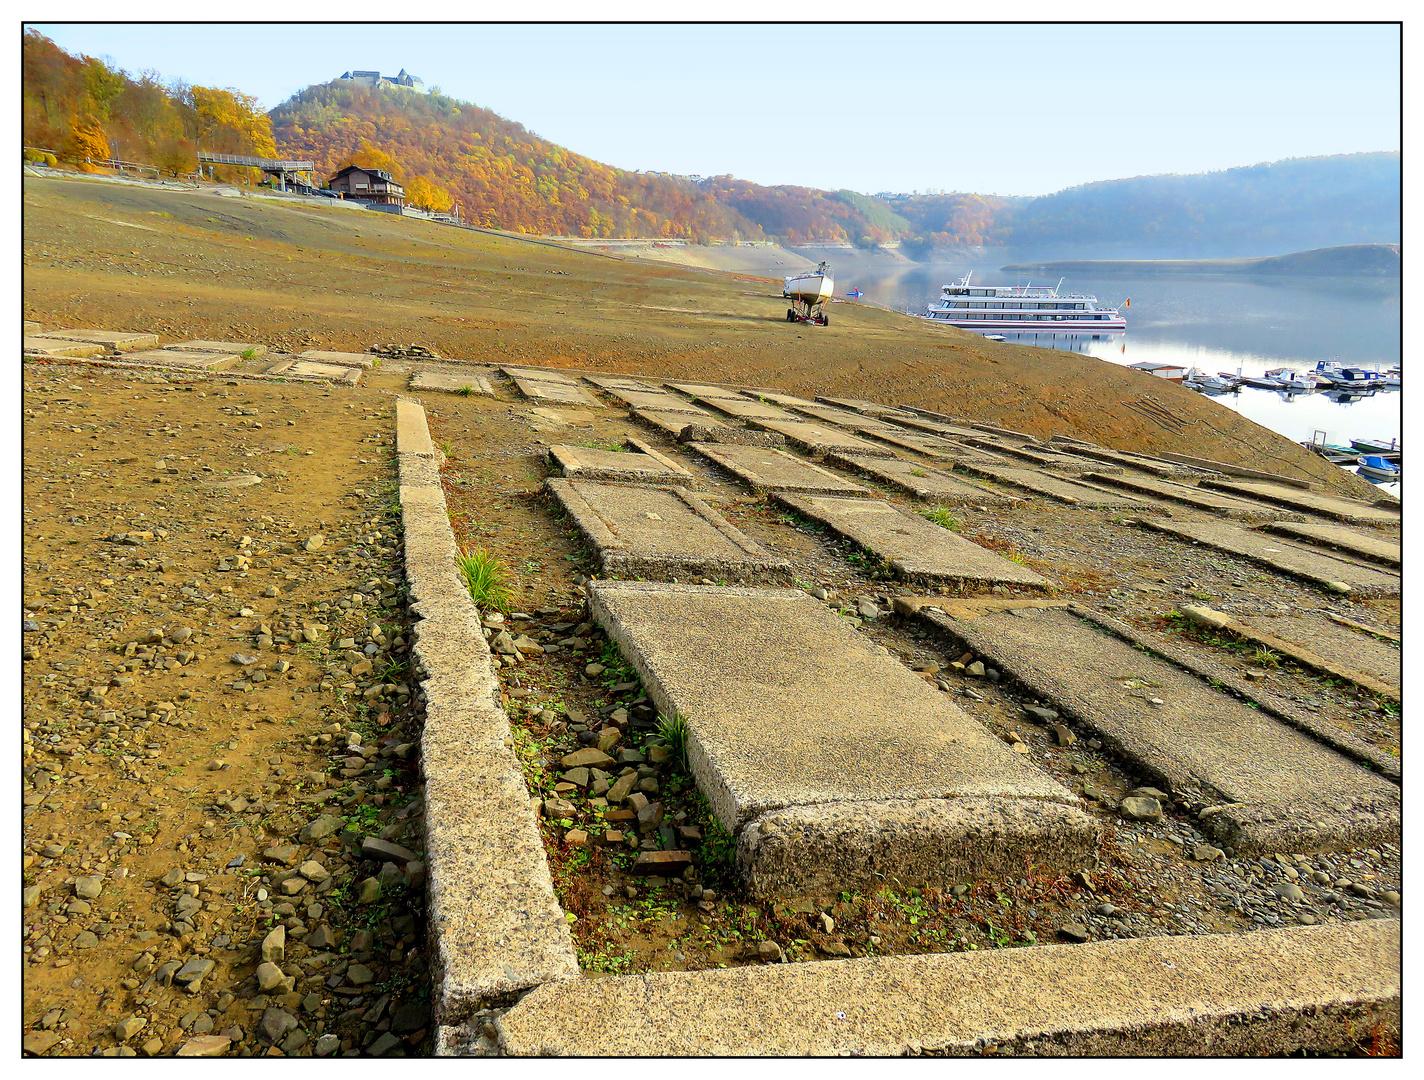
[838, 255, 1402, 497]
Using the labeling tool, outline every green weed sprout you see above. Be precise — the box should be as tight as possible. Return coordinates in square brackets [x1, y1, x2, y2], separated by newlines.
[457, 548, 511, 612]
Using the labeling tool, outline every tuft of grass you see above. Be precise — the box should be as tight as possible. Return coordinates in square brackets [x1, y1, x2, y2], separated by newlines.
[240, 347, 259, 360]
[657, 713, 690, 770]
[457, 548, 511, 612]
[457, 384, 475, 396]
[922, 506, 960, 531]
[1251, 646, 1281, 669]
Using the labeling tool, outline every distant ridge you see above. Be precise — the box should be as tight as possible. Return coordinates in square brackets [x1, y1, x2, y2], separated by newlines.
[1000, 244, 1400, 277]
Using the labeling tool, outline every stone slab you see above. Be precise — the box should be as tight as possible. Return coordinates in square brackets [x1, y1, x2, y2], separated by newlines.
[665, 381, 748, 399]
[1264, 522, 1400, 567]
[852, 429, 972, 464]
[756, 391, 819, 409]
[501, 365, 576, 384]
[297, 349, 378, 369]
[409, 371, 497, 396]
[1200, 479, 1401, 526]
[815, 395, 917, 421]
[548, 439, 693, 487]
[889, 414, 988, 440]
[584, 375, 661, 392]
[746, 419, 897, 458]
[915, 605, 1398, 854]
[697, 396, 800, 422]
[1157, 451, 1313, 488]
[772, 493, 1051, 591]
[168, 340, 266, 358]
[513, 378, 605, 408]
[396, 400, 578, 1022]
[45, 328, 160, 352]
[1231, 613, 1401, 695]
[497, 920, 1399, 1057]
[957, 463, 1145, 508]
[265, 359, 362, 386]
[546, 479, 790, 583]
[822, 453, 1021, 504]
[1085, 472, 1304, 521]
[605, 387, 712, 413]
[962, 437, 1106, 474]
[23, 320, 41, 334]
[23, 336, 106, 357]
[120, 349, 241, 371]
[631, 410, 784, 448]
[1137, 518, 1400, 597]
[588, 581, 1095, 894]
[971, 422, 1037, 442]
[687, 443, 868, 495]
[1047, 441, 1204, 477]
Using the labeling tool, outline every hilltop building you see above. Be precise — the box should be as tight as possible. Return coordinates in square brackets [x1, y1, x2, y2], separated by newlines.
[338, 69, 426, 94]
[327, 165, 406, 211]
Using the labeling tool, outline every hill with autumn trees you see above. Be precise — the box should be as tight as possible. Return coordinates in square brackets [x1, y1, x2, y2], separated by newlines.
[24, 33, 1400, 257]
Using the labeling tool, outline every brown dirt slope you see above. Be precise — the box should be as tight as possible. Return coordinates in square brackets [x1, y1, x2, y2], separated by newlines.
[23, 172, 1372, 499]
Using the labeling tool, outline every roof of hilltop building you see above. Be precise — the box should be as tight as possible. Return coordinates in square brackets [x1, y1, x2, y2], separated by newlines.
[338, 69, 426, 92]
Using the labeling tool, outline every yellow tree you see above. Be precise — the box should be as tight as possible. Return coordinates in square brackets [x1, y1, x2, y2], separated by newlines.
[405, 175, 453, 212]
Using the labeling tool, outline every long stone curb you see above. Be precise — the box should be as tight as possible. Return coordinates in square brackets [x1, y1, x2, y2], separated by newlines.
[395, 398, 578, 1033]
[495, 919, 1399, 1056]
[22, 352, 360, 386]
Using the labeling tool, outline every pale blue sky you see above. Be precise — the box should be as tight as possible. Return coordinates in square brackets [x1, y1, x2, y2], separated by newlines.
[28, 20, 1401, 197]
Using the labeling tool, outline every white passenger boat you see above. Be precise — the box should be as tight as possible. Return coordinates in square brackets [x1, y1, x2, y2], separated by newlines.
[918, 272, 1126, 331]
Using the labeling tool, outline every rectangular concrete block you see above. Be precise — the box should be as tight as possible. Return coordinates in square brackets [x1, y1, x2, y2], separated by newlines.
[409, 371, 496, 396]
[915, 605, 1399, 854]
[23, 336, 105, 357]
[823, 453, 1021, 504]
[546, 478, 790, 583]
[1085, 472, 1303, 521]
[687, 443, 869, 496]
[501, 365, 576, 384]
[853, 429, 972, 464]
[698, 396, 800, 422]
[605, 387, 714, 413]
[297, 349, 378, 369]
[395, 398, 436, 458]
[1264, 522, 1400, 567]
[45, 329, 160, 352]
[120, 349, 240, 370]
[957, 463, 1145, 508]
[513, 378, 604, 408]
[1137, 518, 1400, 597]
[23, 320, 41, 334]
[168, 339, 266, 358]
[756, 391, 819, 409]
[496, 920, 1399, 1057]
[665, 381, 748, 400]
[585, 375, 662, 392]
[1200, 479, 1400, 526]
[587, 581, 1094, 896]
[548, 440, 693, 487]
[632, 411, 785, 448]
[773, 492, 1051, 591]
[266, 359, 362, 386]
[747, 419, 898, 458]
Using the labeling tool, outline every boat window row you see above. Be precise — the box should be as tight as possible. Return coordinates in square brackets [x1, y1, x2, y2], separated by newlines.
[932, 311, 1117, 321]
[943, 301, 1090, 310]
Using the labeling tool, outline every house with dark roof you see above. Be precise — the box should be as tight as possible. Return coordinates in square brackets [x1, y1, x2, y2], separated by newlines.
[327, 165, 405, 209]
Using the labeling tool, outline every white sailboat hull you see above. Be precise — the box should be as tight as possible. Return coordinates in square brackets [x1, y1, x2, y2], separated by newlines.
[783, 271, 834, 305]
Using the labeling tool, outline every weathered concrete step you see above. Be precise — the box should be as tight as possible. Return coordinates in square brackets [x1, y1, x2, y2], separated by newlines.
[913, 605, 1399, 854]
[266, 359, 362, 386]
[1224, 611, 1401, 698]
[588, 581, 1095, 896]
[495, 920, 1399, 1057]
[1138, 518, 1400, 597]
[885, 412, 987, 440]
[585, 375, 661, 392]
[1047, 441, 1204, 477]
[547, 479, 789, 583]
[120, 348, 241, 370]
[1157, 451, 1314, 488]
[961, 437, 1104, 473]
[1200, 479, 1400, 526]
[1263, 522, 1400, 567]
[168, 339, 266, 359]
[698, 396, 800, 422]
[822, 452, 1022, 504]
[409, 371, 496, 396]
[957, 463, 1145, 508]
[666, 381, 747, 400]
[688, 442, 869, 495]
[815, 395, 916, 421]
[755, 390, 819, 409]
[851, 428, 974, 463]
[785, 402, 908, 438]
[511, 377, 604, 408]
[604, 387, 711, 413]
[773, 493, 1051, 591]
[548, 439, 693, 487]
[297, 349, 378, 369]
[746, 418, 898, 458]
[24, 335, 106, 357]
[1085, 471, 1304, 521]
[632, 410, 784, 448]
[395, 398, 436, 458]
[501, 365, 576, 383]
[44, 328, 160, 352]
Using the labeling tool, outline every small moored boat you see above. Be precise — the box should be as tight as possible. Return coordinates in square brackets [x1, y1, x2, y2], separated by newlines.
[1356, 455, 1401, 482]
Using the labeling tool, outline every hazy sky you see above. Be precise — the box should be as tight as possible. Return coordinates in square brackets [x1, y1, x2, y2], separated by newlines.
[28, 18, 1401, 197]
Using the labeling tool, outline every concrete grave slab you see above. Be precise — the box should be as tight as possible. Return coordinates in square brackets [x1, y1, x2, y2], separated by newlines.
[120, 348, 241, 371]
[956, 463, 1144, 508]
[696, 396, 800, 422]
[512, 378, 605, 408]
[915, 605, 1399, 854]
[23, 336, 106, 358]
[548, 439, 694, 487]
[297, 349, 378, 369]
[408, 371, 497, 396]
[1085, 472, 1304, 521]
[545, 479, 789, 583]
[1200, 479, 1401, 526]
[687, 443, 869, 495]
[1137, 518, 1400, 597]
[773, 493, 1051, 591]
[588, 581, 1096, 896]
[1263, 522, 1400, 567]
[746, 419, 897, 458]
[45, 329, 160, 352]
[632, 410, 784, 448]
[497, 920, 1399, 1057]
[665, 381, 748, 400]
[823, 452, 1021, 504]
[501, 365, 577, 384]
[266, 359, 363, 386]
[605, 387, 714, 413]
[167, 340, 266, 359]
